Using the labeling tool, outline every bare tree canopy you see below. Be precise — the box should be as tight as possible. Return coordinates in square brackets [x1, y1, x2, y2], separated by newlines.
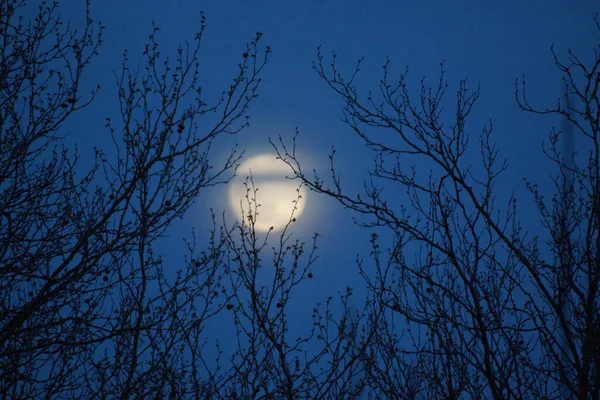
[275, 18, 600, 400]
[2, 1, 599, 399]
[0, 1, 375, 398]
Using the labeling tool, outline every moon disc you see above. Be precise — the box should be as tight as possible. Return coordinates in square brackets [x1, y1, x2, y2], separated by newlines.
[228, 154, 306, 231]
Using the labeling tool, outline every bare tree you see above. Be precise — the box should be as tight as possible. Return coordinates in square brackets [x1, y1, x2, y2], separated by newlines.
[216, 178, 375, 399]
[0, 2, 376, 399]
[0, 0, 270, 397]
[274, 19, 600, 399]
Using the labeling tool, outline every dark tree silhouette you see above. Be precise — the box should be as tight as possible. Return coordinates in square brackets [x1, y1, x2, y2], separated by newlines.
[9, 1, 597, 399]
[274, 19, 600, 400]
[0, 2, 374, 399]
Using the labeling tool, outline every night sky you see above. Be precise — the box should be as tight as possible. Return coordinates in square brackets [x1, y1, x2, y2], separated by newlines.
[54, 0, 599, 381]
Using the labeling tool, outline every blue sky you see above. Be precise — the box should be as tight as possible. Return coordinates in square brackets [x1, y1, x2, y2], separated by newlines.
[55, 0, 599, 369]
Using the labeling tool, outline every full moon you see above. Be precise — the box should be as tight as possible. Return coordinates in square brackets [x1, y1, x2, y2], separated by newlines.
[228, 154, 306, 232]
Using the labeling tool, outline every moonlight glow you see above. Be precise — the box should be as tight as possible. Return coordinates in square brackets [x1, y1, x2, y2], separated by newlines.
[228, 154, 306, 232]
